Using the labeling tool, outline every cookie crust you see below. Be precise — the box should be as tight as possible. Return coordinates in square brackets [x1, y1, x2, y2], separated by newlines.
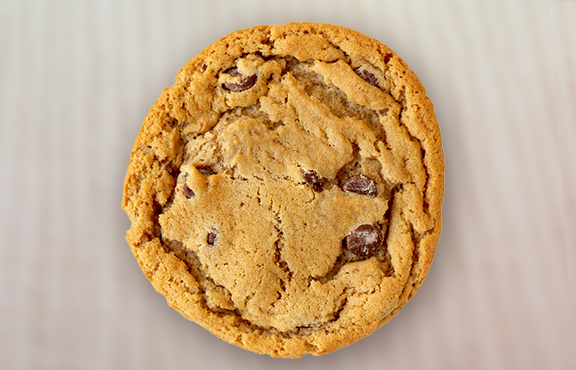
[122, 22, 444, 357]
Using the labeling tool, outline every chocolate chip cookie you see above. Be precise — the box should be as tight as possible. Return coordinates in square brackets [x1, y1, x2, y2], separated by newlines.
[122, 22, 444, 357]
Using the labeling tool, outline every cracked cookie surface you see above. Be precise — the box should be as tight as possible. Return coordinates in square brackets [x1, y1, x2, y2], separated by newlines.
[122, 22, 444, 358]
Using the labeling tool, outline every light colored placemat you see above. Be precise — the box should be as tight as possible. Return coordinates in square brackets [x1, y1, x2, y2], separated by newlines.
[1, 0, 574, 369]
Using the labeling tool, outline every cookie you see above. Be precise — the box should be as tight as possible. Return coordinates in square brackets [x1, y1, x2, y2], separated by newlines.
[122, 22, 444, 358]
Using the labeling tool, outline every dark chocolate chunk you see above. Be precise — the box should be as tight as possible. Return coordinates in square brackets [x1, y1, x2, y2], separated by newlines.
[197, 166, 216, 177]
[224, 67, 243, 77]
[164, 163, 177, 176]
[342, 174, 377, 196]
[207, 232, 216, 245]
[303, 170, 320, 185]
[182, 183, 195, 199]
[222, 67, 257, 92]
[303, 170, 323, 192]
[344, 224, 383, 257]
[355, 68, 378, 86]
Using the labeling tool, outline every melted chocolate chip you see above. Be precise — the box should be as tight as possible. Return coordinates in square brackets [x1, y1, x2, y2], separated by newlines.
[303, 170, 323, 192]
[182, 183, 195, 199]
[344, 224, 383, 257]
[197, 166, 216, 177]
[342, 175, 377, 196]
[355, 68, 378, 86]
[164, 163, 177, 176]
[207, 232, 216, 245]
[224, 67, 243, 77]
[303, 170, 320, 185]
[222, 67, 257, 92]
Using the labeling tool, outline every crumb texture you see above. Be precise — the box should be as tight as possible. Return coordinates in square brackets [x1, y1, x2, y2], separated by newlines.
[122, 22, 444, 358]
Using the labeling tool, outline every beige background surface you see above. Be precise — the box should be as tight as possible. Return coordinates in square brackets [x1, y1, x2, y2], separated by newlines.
[1, 0, 574, 369]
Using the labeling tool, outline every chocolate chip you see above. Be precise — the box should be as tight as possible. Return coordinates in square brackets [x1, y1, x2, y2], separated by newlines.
[384, 53, 393, 63]
[164, 163, 177, 176]
[344, 224, 382, 257]
[197, 166, 216, 177]
[342, 175, 377, 196]
[355, 68, 378, 86]
[222, 67, 257, 92]
[182, 183, 195, 198]
[224, 67, 243, 77]
[303, 170, 323, 192]
[207, 232, 216, 245]
[303, 170, 320, 185]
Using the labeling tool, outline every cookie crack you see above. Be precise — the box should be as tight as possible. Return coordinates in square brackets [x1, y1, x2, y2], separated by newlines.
[291, 65, 390, 145]
[310, 187, 397, 285]
[158, 202, 354, 336]
[405, 222, 422, 300]
[159, 238, 258, 327]
[332, 294, 349, 321]
[397, 107, 432, 217]
[270, 197, 293, 299]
